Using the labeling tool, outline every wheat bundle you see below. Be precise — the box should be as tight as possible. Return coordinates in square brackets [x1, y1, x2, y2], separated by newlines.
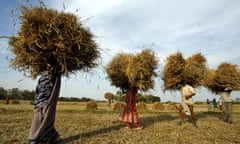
[152, 102, 164, 110]
[86, 101, 98, 110]
[162, 52, 207, 90]
[9, 6, 99, 78]
[166, 103, 178, 111]
[184, 53, 207, 87]
[201, 69, 216, 91]
[127, 49, 158, 90]
[106, 53, 132, 90]
[137, 102, 147, 110]
[162, 52, 185, 90]
[106, 49, 158, 91]
[112, 102, 125, 110]
[213, 63, 240, 92]
[104, 92, 114, 100]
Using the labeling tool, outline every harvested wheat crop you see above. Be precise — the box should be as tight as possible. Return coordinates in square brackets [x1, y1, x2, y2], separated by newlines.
[106, 53, 132, 90]
[86, 101, 98, 110]
[112, 102, 125, 110]
[9, 5, 100, 78]
[152, 102, 165, 110]
[201, 68, 216, 92]
[137, 102, 147, 110]
[184, 53, 207, 87]
[162, 52, 207, 90]
[127, 49, 158, 91]
[209, 63, 240, 92]
[162, 52, 185, 90]
[106, 49, 158, 91]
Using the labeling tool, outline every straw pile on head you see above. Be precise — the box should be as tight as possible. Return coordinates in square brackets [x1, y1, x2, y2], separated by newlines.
[162, 52, 207, 90]
[104, 92, 114, 100]
[9, 6, 100, 78]
[203, 63, 240, 92]
[201, 68, 216, 91]
[106, 49, 158, 91]
[106, 53, 131, 90]
[184, 53, 207, 87]
[162, 52, 185, 90]
[112, 102, 125, 110]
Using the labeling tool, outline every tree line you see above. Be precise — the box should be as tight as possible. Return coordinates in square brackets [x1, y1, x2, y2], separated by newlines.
[0, 86, 160, 103]
[0, 87, 35, 100]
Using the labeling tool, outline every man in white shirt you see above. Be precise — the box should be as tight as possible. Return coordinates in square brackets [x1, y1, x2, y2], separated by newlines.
[181, 84, 196, 115]
[178, 83, 197, 126]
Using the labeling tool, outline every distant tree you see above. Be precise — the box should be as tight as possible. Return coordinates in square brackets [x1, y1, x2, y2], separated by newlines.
[22, 90, 35, 100]
[136, 93, 160, 103]
[0, 87, 7, 99]
[236, 98, 240, 102]
[10, 88, 21, 99]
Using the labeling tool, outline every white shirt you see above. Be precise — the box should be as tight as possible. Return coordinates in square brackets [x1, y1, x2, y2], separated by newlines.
[180, 84, 195, 105]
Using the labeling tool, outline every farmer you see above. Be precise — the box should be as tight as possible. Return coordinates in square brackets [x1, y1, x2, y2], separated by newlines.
[119, 87, 143, 129]
[206, 99, 211, 111]
[6, 97, 10, 105]
[219, 98, 223, 111]
[212, 98, 218, 111]
[218, 88, 233, 123]
[28, 66, 62, 143]
[179, 83, 197, 126]
[181, 84, 196, 115]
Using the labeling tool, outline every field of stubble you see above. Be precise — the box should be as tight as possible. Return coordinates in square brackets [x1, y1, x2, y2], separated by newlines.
[0, 101, 240, 144]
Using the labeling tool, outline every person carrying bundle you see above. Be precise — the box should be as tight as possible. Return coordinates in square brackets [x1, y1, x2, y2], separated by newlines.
[179, 83, 196, 125]
[29, 67, 62, 143]
[119, 87, 143, 129]
[218, 88, 233, 124]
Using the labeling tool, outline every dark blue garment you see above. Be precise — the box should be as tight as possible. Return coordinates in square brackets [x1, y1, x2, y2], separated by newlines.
[33, 73, 55, 109]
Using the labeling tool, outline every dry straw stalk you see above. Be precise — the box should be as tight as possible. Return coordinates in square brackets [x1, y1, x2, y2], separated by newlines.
[162, 52, 207, 91]
[106, 49, 158, 91]
[9, 5, 100, 78]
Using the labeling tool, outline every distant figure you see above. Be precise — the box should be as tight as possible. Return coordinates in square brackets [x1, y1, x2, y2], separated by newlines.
[206, 99, 211, 111]
[212, 98, 218, 111]
[219, 98, 223, 111]
[119, 87, 143, 129]
[6, 97, 10, 105]
[218, 89, 233, 124]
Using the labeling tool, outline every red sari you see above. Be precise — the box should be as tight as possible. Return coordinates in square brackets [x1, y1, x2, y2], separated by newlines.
[119, 87, 141, 127]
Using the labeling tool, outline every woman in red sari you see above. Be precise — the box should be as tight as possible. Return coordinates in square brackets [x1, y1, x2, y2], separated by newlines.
[119, 87, 143, 129]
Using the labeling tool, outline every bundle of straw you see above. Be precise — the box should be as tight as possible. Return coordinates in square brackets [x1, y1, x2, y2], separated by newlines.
[126, 49, 158, 90]
[104, 92, 114, 100]
[106, 49, 158, 91]
[184, 53, 206, 87]
[106, 53, 132, 90]
[162, 52, 185, 90]
[201, 68, 216, 91]
[205, 63, 240, 92]
[162, 52, 207, 90]
[9, 6, 99, 78]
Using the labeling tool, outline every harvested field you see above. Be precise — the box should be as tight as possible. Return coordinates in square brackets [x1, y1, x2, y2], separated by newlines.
[0, 101, 240, 144]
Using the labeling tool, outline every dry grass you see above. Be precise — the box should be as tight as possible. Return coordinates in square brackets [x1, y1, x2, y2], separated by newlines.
[0, 101, 240, 144]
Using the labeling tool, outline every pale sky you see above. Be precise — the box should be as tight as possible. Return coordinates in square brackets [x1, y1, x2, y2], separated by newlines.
[0, 0, 240, 102]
